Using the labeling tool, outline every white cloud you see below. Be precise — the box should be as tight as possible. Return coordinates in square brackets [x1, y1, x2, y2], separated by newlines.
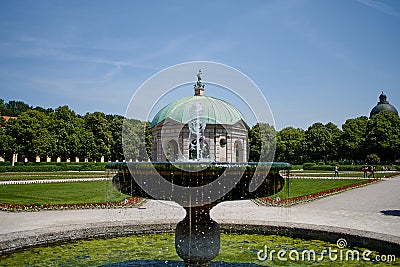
[357, 0, 400, 17]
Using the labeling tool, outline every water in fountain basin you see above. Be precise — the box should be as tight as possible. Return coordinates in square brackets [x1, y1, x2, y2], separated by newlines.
[1, 233, 396, 266]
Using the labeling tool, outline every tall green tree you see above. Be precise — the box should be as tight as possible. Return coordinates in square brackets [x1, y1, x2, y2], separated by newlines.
[365, 111, 400, 163]
[108, 115, 124, 161]
[275, 127, 305, 163]
[248, 123, 276, 162]
[3, 100, 31, 116]
[33, 106, 54, 114]
[325, 122, 342, 161]
[122, 119, 149, 161]
[340, 116, 368, 162]
[6, 110, 54, 161]
[0, 122, 14, 160]
[305, 122, 341, 162]
[0, 99, 5, 115]
[49, 106, 84, 161]
[84, 112, 112, 161]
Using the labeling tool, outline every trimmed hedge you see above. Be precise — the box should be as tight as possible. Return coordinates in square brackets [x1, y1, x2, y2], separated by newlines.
[303, 163, 400, 171]
[303, 164, 363, 171]
[302, 163, 316, 169]
[0, 162, 107, 172]
[290, 165, 303, 170]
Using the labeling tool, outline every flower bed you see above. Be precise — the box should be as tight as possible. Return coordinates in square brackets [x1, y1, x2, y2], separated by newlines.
[255, 178, 380, 207]
[0, 197, 146, 212]
[384, 172, 400, 178]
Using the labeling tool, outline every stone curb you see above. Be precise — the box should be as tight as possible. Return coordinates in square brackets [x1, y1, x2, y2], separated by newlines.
[219, 222, 400, 257]
[0, 221, 179, 255]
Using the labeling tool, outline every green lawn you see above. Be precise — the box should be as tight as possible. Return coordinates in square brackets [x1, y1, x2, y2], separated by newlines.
[271, 178, 370, 199]
[0, 178, 371, 205]
[0, 170, 378, 206]
[292, 172, 389, 178]
[0, 171, 110, 181]
[0, 180, 129, 205]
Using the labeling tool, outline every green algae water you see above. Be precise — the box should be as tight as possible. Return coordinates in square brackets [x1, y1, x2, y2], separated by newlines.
[1, 233, 398, 266]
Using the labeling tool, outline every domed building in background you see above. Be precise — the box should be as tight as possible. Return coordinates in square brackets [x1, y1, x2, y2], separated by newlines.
[150, 71, 249, 162]
[370, 92, 398, 118]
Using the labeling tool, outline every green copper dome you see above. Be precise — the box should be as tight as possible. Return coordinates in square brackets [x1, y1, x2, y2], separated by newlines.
[150, 96, 246, 128]
[370, 92, 398, 118]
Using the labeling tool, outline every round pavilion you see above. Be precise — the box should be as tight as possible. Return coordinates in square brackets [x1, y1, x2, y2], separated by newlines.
[150, 72, 249, 162]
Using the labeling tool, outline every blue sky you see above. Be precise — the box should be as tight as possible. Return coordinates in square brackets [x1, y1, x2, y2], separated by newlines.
[0, 0, 399, 130]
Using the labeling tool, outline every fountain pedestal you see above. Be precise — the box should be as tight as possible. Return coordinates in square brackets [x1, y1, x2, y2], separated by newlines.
[108, 162, 291, 266]
[175, 204, 220, 267]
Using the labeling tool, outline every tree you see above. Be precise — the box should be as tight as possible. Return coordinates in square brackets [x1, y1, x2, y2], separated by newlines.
[108, 115, 124, 161]
[275, 127, 305, 164]
[325, 122, 342, 161]
[0, 99, 5, 115]
[3, 100, 31, 116]
[366, 153, 380, 165]
[122, 119, 149, 161]
[49, 106, 84, 161]
[0, 123, 14, 161]
[83, 112, 112, 161]
[6, 110, 54, 161]
[33, 106, 54, 114]
[340, 116, 368, 162]
[248, 123, 276, 162]
[76, 125, 96, 161]
[365, 111, 400, 163]
[304, 122, 342, 162]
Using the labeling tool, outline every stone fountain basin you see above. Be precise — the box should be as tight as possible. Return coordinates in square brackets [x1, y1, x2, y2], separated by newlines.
[107, 162, 291, 202]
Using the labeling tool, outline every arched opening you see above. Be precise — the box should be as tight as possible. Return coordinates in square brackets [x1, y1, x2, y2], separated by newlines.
[234, 140, 243, 162]
[166, 140, 179, 162]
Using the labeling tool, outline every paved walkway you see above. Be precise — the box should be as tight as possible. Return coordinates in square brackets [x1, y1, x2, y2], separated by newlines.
[0, 176, 399, 243]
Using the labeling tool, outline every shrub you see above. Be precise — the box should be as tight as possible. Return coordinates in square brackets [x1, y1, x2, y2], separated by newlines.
[366, 153, 380, 165]
[290, 165, 303, 170]
[303, 163, 316, 170]
[303, 164, 366, 171]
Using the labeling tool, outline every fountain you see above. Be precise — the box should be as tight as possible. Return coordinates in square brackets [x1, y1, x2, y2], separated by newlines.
[107, 70, 291, 266]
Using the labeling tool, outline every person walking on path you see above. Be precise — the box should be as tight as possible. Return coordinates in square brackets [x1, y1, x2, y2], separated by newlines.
[363, 163, 368, 178]
[369, 165, 375, 178]
[334, 165, 339, 177]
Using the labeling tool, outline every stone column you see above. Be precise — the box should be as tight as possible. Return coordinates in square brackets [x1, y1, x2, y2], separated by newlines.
[175, 204, 220, 267]
[11, 153, 17, 166]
